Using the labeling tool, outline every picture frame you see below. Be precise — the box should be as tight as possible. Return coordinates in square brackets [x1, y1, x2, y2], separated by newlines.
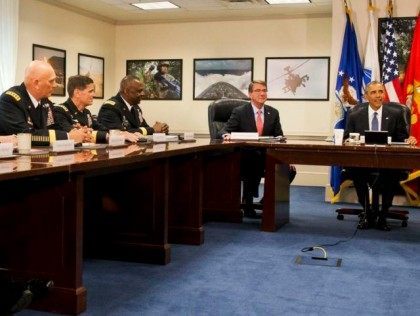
[78, 53, 105, 99]
[126, 59, 182, 100]
[32, 44, 66, 96]
[265, 57, 330, 101]
[193, 58, 253, 100]
[378, 16, 417, 81]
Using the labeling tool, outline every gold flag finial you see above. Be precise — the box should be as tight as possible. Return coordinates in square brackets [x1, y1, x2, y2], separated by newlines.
[387, 0, 393, 17]
[343, 0, 351, 16]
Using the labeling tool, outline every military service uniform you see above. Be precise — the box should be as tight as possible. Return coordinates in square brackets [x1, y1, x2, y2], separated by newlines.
[0, 83, 67, 145]
[97, 93, 154, 135]
[54, 98, 108, 143]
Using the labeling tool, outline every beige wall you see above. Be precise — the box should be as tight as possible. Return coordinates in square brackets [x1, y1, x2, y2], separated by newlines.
[116, 17, 332, 135]
[17, 0, 116, 113]
[15, 0, 419, 187]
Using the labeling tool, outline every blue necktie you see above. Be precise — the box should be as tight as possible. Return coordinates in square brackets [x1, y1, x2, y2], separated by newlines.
[371, 112, 379, 131]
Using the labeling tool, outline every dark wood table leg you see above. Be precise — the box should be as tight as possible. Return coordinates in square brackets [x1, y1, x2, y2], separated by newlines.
[262, 155, 290, 232]
[168, 154, 204, 245]
[202, 150, 242, 223]
[0, 172, 86, 314]
[84, 159, 170, 265]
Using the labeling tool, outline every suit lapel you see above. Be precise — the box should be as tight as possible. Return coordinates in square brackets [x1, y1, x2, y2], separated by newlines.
[263, 106, 273, 135]
[381, 106, 390, 131]
[245, 103, 257, 132]
[362, 107, 370, 131]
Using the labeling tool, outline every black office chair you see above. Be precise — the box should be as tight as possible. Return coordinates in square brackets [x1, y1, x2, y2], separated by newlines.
[208, 98, 249, 139]
[336, 102, 410, 227]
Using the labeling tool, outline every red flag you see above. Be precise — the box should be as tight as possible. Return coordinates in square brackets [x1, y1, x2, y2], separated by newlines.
[401, 14, 420, 206]
[402, 14, 420, 142]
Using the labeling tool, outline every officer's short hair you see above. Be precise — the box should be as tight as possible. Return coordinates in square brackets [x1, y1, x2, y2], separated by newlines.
[67, 75, 94, 97]
[120, 75, 141, 92]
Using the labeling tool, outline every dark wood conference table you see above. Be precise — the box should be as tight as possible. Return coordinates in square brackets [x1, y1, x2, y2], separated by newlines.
[260, 140, 420, 231]
[0, 138, 418, 314]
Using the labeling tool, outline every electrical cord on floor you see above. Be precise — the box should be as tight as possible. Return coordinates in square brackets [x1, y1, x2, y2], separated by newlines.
[300, 226, 359, 254]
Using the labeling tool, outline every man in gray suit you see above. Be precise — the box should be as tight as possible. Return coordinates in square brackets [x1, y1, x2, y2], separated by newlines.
[221, 80, 293, 218]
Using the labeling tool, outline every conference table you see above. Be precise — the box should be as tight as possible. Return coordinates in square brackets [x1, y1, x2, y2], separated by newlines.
[0, 138, 418, 314]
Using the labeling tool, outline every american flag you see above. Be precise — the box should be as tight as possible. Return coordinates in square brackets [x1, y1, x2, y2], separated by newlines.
[381, 20, 402, 102]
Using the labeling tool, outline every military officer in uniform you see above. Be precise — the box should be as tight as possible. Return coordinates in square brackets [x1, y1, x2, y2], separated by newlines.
[0, 60, 89, 145]
[54, 75, 140, 143]
[98, 75, 169, 135]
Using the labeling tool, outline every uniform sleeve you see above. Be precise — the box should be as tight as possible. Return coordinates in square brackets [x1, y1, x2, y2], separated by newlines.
[138, 118, 154, 135]
[53, 105, 74, 132]
[97, 104, 124, 130]
[0, 93, 67, 144]
[0, 93, 33, 135]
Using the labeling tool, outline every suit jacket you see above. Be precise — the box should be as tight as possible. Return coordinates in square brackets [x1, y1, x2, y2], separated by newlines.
[345, 102, 408, 142]
[220, 102, 283, 138]
[0, 83, 67, 145]
[54, 98, 108, 143]
[97, 93, 154, 135]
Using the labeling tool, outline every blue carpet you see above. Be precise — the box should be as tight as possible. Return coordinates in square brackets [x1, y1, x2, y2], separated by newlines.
[21, 186, 420, 315]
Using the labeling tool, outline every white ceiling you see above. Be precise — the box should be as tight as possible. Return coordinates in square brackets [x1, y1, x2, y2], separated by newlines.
[37, 0, 332, 25]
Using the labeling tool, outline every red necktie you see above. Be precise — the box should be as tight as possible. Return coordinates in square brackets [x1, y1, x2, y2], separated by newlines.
[256, 110, 263, 136]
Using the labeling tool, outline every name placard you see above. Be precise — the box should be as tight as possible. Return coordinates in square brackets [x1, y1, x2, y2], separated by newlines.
[153, 133, 166, 143]
[153, 144, 166, 152]
[108, 148, 125, 158]
[0, 143, 13, 157]
[0, 161, 15, 174]
[183, 132, 195, 140]
[230, 132, 259, 140]
[50, 154, 75, 166]
[52, 140, 75, 152]
[108, 135, 125, 146]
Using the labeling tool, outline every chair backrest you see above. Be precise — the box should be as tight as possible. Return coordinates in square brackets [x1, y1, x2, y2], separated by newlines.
[208, 98, 249, 139]
[385, 102, 411, 134]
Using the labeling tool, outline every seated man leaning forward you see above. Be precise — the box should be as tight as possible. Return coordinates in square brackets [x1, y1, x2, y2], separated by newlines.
[54, 75, 140, 143]
[221, 80, 295, 219]
[0, 60, 89, 145]
[98, 75, 169, 135]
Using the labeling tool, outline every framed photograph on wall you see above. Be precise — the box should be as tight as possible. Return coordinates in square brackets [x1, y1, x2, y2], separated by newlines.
[193, 58, 253, 100]
[378, 16, 417, 81]
[265, 57, 330, 101]
[78, 53, 105, 99]
[32, 44, 66, 96]
[126, 59, 182, 100]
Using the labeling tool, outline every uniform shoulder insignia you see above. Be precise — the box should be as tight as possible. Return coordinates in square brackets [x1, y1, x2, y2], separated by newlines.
[55, 104, 69, 112]
[5, 91, 21, 101]
[103, 100, 116, 106]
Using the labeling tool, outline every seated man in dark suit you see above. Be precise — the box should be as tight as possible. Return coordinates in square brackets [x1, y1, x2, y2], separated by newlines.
[345, 81, 416, 230]
[221, 80, 295, 218]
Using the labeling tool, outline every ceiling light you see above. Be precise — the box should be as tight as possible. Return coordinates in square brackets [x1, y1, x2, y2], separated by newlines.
[131, 1, 179, 10]
[265, 0, 311, 4]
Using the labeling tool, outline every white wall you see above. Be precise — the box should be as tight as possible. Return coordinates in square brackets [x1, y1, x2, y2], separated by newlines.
[15, 0, 419, 187]
[17, 0, 116, 113]
[115, 17, 332, 135]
